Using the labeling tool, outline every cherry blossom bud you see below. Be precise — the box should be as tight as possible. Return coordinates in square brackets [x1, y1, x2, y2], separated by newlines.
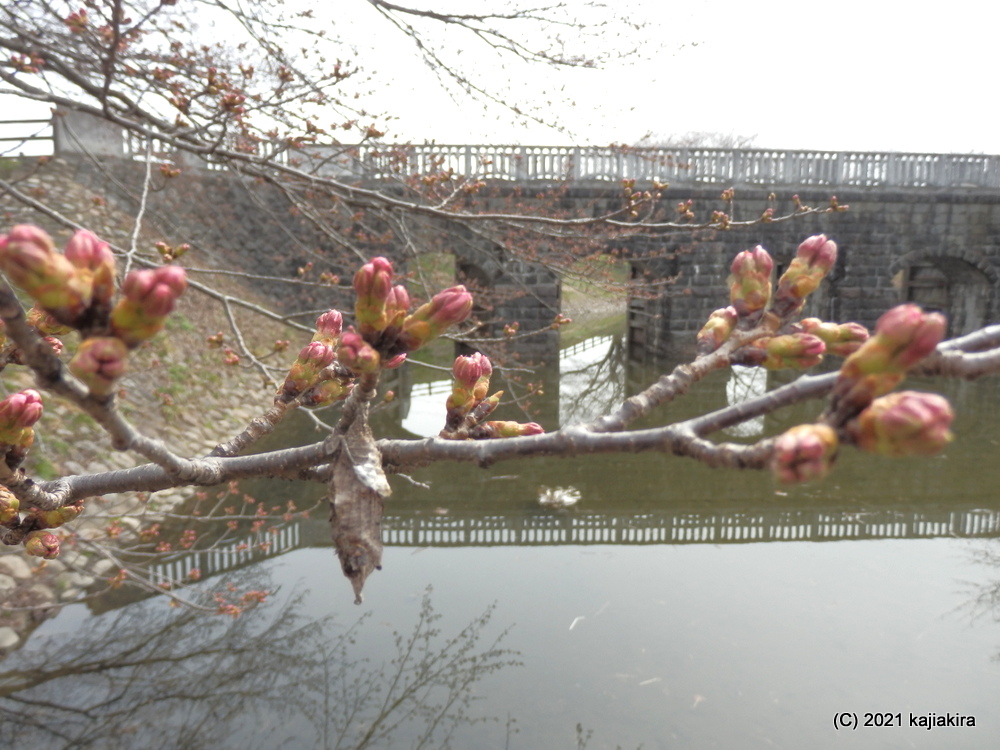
[280, 341, 337, 397]
[32, 500, 85, 529]
[798, 318, 869, 357]
[300, 378, 353, 407]
[69, 337, 128, 396]
[448, 352, 492, 415]
[385, 285, 410, 329]
[870, 304, 946, 369]
[111, 266, 188, 346]
[761, 333, 826, 370]
[848, 391, 954, 457]
[64, 229, 116, 306]
[0, 224, 91, 324]
[353, 257, 394, 338]
[771, 424, 839, 484]
[0, 487, 19, 524]
[835, 305, 946, 407]
[772, 235, 838, 317]
[382, 352, 407, 369]
[0, 389, 43, 431]
[397, 286, 474, 352]
[24, 529, 60, 559]
[312, 310, 343, 346]
[337, 331, 380, 374]
[728, 246, 773, 316]
[696, 306, 738, 355]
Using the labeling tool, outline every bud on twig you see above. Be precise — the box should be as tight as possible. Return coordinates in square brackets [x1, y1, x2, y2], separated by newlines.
[0, 225, 91, 325]
[280, 341, 337, 398]
[353, 257, 394, 339]
[447, 352, 492, 420]
[798, 318, 869, 357]
[696, 306, 738, 355]
[759, 333, 825, 370]
[64, 229, 116, 307]
[24, 529, 60, 559]
[69, 337, 129, 397]
[31, 500, 84, 529]
[771, 424, 839, 484]
[337, 331, 380, 374]
[847, 391, 954, 457]
[772, 235, 837, 317]
[300, 378, 353, 407]
[312, 310, 343, 347]
[728, 246, 773, 317]
[396, 286, 473, 352]
[833, 305, 946, 412]
[110, 266, 188, 347]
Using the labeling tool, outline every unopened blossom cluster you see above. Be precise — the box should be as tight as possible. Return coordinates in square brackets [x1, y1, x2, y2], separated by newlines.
[0, 225, 188, 398]
[278, 256, 474, 405]
[702, 234, 866, 370]
[690, 233, 954, 483]
[440, 352, 543, 439]
[0, 224, 189, 556]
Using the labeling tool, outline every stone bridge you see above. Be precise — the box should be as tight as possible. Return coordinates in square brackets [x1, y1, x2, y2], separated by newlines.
[7, 112, 1000, 360]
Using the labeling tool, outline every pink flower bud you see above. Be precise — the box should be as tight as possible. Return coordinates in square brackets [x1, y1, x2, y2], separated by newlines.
[696, 306, 738, 355]
[801, 318, 870, 357]
[872, 304, 945, 368]
[0, 389, 43, 430]
[64, 229, 116, 305]
[382, 352, 407, 369]
[771, 424, 839, 484]
[280, 341, 337, 398]
[848, 391, 954, 457]
[397, 286, 474, 352]
[69, 337, 128, 396]
[32, 500, 84, 529]
[761, 333, 825, 370]
[773, 235, 839, 317]
[353, 257, 395, 337]
[447, 352, 493, 417]
[387, 285, 410, 319]
[795, 235, 838, 273]
[314, 310, 343, 339]
[835, 305, 945, 406]
[24, 529, 60, 559]
[112, 266, 188, 346]
[0, 225, 91, 324]
[452, 352, 491, 390]
[728, 246, 773, 316]
[337, 331, 381, 373]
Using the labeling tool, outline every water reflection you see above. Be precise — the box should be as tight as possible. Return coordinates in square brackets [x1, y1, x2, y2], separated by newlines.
[8, 326, 1000, 748]
[0, 576, 519, 750]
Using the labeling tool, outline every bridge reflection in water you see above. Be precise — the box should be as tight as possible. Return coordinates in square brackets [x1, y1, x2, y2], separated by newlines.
[148, 506, 1000, 586]
[381, 507, 1000, 546]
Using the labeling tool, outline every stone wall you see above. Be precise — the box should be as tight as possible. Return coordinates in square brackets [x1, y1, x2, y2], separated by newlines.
[626, 187, 1000, 359]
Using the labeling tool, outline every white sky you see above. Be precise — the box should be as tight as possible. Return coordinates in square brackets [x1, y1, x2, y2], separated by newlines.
[4, 1, 998, 155]
[343, 0, 1000, 154]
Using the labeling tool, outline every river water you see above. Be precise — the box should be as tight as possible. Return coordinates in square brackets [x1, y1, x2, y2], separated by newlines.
[3, 321, 1000, 749]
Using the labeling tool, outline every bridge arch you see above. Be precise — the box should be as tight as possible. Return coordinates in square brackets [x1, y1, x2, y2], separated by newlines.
[889, 251, 997, 335]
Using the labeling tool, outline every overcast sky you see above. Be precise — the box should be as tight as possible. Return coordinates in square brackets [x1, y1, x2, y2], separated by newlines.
[345, 0, 1000, 154]
[4, 1, 997, 155]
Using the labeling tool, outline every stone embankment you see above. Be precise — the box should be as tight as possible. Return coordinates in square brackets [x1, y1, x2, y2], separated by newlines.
[0, 157, 282, 653]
